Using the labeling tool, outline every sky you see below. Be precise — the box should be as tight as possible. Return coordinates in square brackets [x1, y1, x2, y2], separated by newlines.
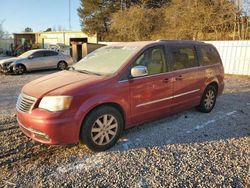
[0, 0, 81, 34]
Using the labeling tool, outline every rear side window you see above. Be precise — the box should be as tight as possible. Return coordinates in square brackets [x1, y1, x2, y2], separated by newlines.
[200, 46, 221, 66]
[45, 51, 58, 56]
[169, 46, 198, 71]
[32, 51, 45, 58]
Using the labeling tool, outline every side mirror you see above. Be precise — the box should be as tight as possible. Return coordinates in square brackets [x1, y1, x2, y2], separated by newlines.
[130, 65, 148, 78]
[28, 55, 34, 59]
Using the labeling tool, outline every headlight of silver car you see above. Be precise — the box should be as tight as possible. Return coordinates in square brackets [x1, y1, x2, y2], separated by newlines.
[38, 96, 73, 112]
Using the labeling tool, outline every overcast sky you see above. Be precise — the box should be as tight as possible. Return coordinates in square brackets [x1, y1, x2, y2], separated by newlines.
[0, 0, 81, 33]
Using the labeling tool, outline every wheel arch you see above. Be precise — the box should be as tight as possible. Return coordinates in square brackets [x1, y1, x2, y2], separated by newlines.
[12, 63, 27, 71]
[202, 78, 219, 95]
[57, 60, 67, 66]
[79, 102, 126, 138]
[207, 81, 218, 92]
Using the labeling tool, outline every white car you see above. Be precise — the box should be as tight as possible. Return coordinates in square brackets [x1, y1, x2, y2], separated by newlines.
[0, 49, 74, 74]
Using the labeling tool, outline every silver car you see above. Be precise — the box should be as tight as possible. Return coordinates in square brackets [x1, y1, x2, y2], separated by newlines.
[0, 49, 74, 74]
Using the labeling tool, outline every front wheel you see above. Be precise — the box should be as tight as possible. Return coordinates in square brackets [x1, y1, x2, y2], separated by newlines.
[196, 85, 217, 113]
[13, 64, 26, 75]
[80, 106, 124, 151]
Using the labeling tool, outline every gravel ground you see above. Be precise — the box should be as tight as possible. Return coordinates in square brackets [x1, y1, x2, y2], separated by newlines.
[0, 68, 250, 187]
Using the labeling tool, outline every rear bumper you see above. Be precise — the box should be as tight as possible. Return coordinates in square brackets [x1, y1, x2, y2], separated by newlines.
[218, 81, 224, 95]
[16, 109, 81, 145]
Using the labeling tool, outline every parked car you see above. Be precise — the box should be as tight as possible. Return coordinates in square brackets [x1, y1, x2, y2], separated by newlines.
[16, 40, 224, 151]
[0, 49, 73, 74]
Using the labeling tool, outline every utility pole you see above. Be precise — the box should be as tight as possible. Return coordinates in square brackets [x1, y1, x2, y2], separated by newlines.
[68, 0, 71, 30]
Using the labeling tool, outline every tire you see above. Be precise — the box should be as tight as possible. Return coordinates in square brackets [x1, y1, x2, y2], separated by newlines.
[13, 64, 26, 75]
[57, 61, 68, 70]
[196, 85, 217, 113]
[80, 106, 124, 152]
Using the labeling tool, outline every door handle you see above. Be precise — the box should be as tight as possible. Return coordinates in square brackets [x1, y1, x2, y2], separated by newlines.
[162, 78, 170, 83]
[175, 75, 183, 80]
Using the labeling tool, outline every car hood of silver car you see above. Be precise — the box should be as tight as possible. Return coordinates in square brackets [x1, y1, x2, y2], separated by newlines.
[0, 57, 21, 65]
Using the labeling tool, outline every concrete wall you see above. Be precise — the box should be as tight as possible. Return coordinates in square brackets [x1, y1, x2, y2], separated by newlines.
[205, 41, 250, 76]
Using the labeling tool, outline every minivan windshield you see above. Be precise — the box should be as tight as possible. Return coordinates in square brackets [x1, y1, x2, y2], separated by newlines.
[73, 46, 138, 76]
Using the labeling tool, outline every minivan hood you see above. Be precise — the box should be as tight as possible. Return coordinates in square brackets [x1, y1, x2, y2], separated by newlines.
[22, 71, 105, 98]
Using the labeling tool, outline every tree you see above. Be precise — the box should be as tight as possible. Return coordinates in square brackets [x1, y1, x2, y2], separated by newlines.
[77, 0, 171, 40]
[0, 26, 4, 39]
[24, 27, 33, 32]
[110, 6, 164, 41]
[44, 28, 52, 32]
[78, 0, 247, 41]
[0, 20, 6, 38]
[78, 0, 120, 40]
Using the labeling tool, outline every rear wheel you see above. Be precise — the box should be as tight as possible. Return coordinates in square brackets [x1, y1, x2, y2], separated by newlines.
[197, 85, 217, 113]
[57, 61, 67, 70]
[80, 106, 124, 151]
[13, 64, 26, 75]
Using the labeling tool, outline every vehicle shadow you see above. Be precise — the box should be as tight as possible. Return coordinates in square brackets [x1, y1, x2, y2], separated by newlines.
[110, 90, 250, 151]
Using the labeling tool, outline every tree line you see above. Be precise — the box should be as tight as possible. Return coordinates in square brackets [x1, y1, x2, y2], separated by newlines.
[78, 0, 250, 41]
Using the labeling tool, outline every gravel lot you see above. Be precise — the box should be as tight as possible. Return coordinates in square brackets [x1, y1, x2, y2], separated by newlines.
[0, 67, 249, 187]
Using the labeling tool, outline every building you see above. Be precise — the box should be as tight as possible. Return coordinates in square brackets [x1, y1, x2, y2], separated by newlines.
[13, 31, 98, 61]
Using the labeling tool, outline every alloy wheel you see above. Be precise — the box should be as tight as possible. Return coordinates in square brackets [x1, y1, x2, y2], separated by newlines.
[58, 62, 67, 70]
[15, 65, 25, 74]
[91, 114, 118, 146]
[204, 90, 215, 110]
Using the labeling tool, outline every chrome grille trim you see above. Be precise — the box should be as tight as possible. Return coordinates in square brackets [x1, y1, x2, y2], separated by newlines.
[16, 93, 37, 113]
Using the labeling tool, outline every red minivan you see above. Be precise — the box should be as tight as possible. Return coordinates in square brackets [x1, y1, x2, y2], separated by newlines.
[16, 40, 224, 151]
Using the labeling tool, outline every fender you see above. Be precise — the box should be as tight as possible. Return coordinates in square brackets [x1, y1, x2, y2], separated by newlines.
[73, 93, 130, 135]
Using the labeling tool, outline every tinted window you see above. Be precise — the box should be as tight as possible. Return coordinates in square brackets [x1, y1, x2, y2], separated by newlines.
[45, 51, 58, 56]
[134, 46, 167, 75]
[201, 46, 221, 66]
[170, 46, 198, 71]
[32, 51, 44, 58]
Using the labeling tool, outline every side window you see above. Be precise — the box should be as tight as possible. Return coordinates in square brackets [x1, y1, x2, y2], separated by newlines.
[45, 51, 58, 57]
[200, 46, 221, 66]
[170, 46, 198, 71]
[32, 51, 44, 58]
[134, 46, 167, 75]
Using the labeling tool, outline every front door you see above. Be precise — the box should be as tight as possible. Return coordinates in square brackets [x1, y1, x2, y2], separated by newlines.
[129, 46, 174, 124]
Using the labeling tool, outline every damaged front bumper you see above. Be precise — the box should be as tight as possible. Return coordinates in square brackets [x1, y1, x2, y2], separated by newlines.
[0, 64, 13, 73]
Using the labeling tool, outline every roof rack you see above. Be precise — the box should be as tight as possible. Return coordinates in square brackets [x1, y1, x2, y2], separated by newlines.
[156, 39, 205, 43]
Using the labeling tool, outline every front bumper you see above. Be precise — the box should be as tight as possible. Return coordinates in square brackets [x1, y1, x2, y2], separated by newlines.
[0, 64, 13, 73]
[16, 109, 81, 145]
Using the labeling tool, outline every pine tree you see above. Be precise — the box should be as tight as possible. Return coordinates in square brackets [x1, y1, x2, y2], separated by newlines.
[78, 0, 121, 41]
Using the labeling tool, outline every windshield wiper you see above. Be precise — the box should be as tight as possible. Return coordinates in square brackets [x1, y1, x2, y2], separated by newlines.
[75, 69, 101, 76]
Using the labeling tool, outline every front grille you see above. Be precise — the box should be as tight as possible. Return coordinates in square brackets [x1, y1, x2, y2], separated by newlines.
[16, 93, 37, 113]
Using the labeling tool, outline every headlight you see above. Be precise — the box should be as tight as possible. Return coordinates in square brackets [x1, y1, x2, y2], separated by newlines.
[38, 96, 73, 112]
[4, 62, 12, 67]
